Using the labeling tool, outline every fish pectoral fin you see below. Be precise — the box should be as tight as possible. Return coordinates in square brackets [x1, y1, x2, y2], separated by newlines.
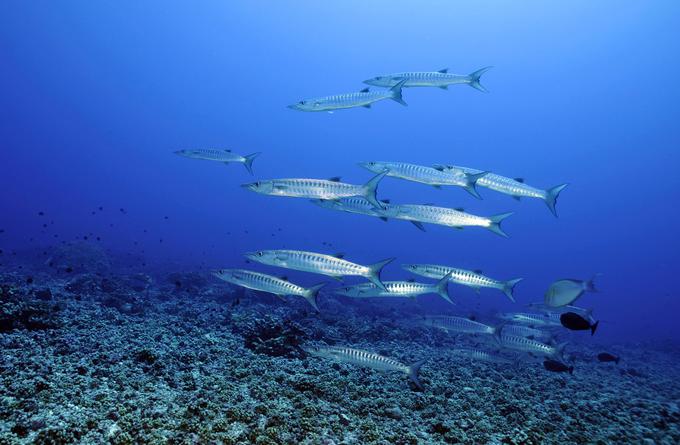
[432, 185, 442, 189]
[438, 85, 448, 90]
[363, 104, 371, 109]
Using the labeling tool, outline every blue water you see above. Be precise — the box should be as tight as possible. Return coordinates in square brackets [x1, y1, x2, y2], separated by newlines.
[2, 0, 679, 345]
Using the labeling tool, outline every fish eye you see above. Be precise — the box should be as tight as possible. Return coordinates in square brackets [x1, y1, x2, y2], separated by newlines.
[257, 252, 263, 257]
[255, 181, 261, 187]
[298, 100, 304, 105]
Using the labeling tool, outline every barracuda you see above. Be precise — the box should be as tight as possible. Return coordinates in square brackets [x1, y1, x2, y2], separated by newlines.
[358, 161, 489, 199]
[302, 345, 426, 390]
[242, 172, 388, 210]
[497, 332, 567, 360]
[174, 148, 261, 175]
[333, 272, 454, 304]
[244, 249, 394, 291]
[435, 164, 568, 217]
[382, 204, 513, 238]
[402, 263, 522, 302]
[311, 197, 427, 231]
[364, 67, 492, 92]
[212, 269, 324, 311]
[422, 316, 501, 335]
[496, 312, 562, 327]
[451, 348, 514, 364]
[500, 324, 554, 342]
[288, 79, 407, 112]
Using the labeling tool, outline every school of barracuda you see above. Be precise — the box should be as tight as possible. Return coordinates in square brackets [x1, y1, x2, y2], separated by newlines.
[175, 66, 603, 389]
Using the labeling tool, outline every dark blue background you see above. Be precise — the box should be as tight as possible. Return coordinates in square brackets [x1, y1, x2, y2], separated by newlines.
[1, 1, 678, 341]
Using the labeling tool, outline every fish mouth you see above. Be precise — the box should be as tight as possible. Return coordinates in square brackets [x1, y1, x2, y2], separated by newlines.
[240, 183, 256, 190]
[287, 104, 301, 110]
[243, 252, 257, 261]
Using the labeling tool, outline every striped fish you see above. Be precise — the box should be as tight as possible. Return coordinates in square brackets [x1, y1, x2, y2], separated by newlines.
[497, 333, 567, 361]
[496, 312, 562, 327]
[302, 345, 426, 390]
[212, 269, 324, 311]
[364, 67, 492, 92]
[174, 149, 261, 175]
[242, 172, 388, 210]
[288, 80, 407, 112]
[382, 203, 513, 238]
[422, 316, 500, 335]
[334, 272, 454, 304]
[500, 324, 554, 342]
[358, 161, 488, 199]
[403, 263, 522, 302]
[244, 249, 393, 291]
[451, 348, 514, 364]
[435, 164, 568, 217]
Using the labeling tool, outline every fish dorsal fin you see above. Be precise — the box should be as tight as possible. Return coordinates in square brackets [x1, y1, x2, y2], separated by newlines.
[469, 314, 476, 321]
[438, 68, 448, 73]
[333, 253, 345, 259]
[433, 164, 445, 171]
[473, 269, 483, 274]
[381, 199, 390, 204]
[225, 149, 232, 152]
[423, 203, 435, 206]
[407, 278, 415, 282]
[328, 177, 341, 182]
[455, 207, 465, 212]
[280, 276, 289, 281]
[360, 87, 370, 93]
[514, 177, 525, 183]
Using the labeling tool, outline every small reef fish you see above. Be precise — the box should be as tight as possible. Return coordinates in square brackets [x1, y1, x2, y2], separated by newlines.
[382, 204, 513, 238]
[334, 273, 454, 304]
[451, 348, 513, 364]
[597, 353, 620, 364]
[244, 249, 394, 291]
[358, 161, 489, 199]
[545, 275, 599, 307]
[174, 149, 261, 175]
[364, 66, 492, 92]
[242, 172, 388, 211]
[500, 324, 553, 342]
[543, 359, 574, 374]
[288, 79, 408, 112]
[497, 312, 562, 327]
[403, 263, 522, 302]
[302, 345, 426, 390]
[498, 332, 568, 360]
[422, 316, 502, 335]
[560, 312, 599, 335]
[434, 164, 568, 217]
[212, 269, 324, 311]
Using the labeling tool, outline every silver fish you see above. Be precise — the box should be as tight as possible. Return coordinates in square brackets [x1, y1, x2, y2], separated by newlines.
[244, 249, 393, 291]
[242, 172, 388, 210]
[496, 312, 562, 327]
[500, 324, 553, 342]
[382, 204, 513, 238]
[212, 269, 324, 311]
[364, 67, 492, 92]
[527, 302, 595, 322]
[497, 332, 567, 360]
[302, 345, 426, 389]
[288, 80, 407, 112]
[451, 348, 514, 364]
[545, 275, 599, 307]
[423, 316, 501, 335]
[358, 161, 488, 199]
[403, 263, 522, 302]
[311, 198, 426, 231]
[174, 149, 261, 175]
[435, 164, 568, 217]
[334, 273, 453, 304]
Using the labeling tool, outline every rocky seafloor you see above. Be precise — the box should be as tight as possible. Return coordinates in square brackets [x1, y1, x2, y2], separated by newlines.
[1, 251, 679, 444]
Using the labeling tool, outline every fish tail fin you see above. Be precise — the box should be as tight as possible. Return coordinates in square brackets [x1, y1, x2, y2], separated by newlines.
[586, 273, 601, 293]
[366, 257, 395, 291]
[590, 320, 600, 336]
[486, 212, 513, 238]
[243, 152, 261, 175]
[303, 283, 326, 311]
[554, 342, 568, 361]
[407, 359, 427, 390]
[362, 171, 388, 209]
[493, 321, 507, 340]
[467, 66, 492, 92]
[544, 183, 568, 217]
[462, 171, 489, 199]
[435, 272, 454, 304]
[501, 278, 523, 303]
[390, 79, 408, 106]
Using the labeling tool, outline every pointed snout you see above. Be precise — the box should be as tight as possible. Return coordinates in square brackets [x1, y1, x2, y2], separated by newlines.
[241, 183, 255, 189]
[243, 252, 257, 261]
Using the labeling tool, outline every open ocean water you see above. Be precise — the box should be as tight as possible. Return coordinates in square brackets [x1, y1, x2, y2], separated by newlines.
[1, 1, 679, 444]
